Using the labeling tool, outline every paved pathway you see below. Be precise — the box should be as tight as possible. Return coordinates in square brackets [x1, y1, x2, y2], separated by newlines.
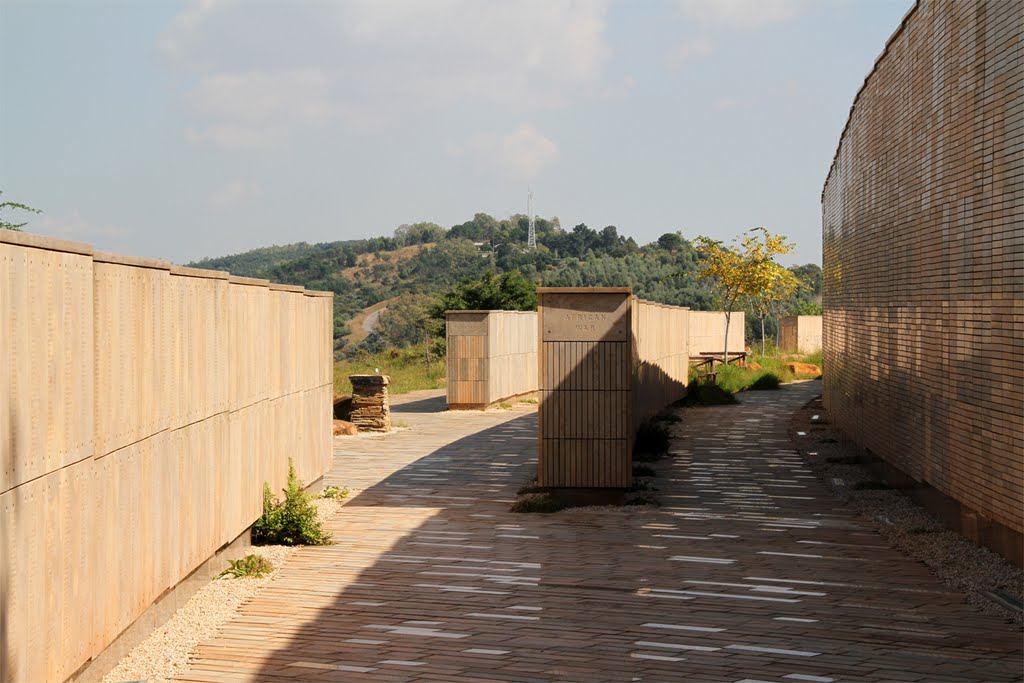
[179, 384, 1022, 682]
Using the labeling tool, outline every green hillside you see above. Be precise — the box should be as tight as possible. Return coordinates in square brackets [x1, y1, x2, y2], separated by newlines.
[187, 213, 821, 358]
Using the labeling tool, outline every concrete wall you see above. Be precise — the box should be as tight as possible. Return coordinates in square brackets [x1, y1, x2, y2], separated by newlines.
[537, 288, 688, 490]
[822, 0, 1022, 563]
[446, 311, 538, 408]
[779, 315, 823, 354]
[0, 230, 334, 682]
[687, 310, 745, 357]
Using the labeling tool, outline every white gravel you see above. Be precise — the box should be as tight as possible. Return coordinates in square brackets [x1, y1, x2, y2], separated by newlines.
[102, 497, 343, 683]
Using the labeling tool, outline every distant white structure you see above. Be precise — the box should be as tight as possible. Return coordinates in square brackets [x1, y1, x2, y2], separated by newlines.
[527, 187, 536, 250]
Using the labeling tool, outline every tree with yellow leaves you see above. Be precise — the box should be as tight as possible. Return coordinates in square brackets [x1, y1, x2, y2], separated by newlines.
[692, 227, 795, 365]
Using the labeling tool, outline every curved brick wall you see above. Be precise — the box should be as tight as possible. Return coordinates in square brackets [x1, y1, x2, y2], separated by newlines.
[822, 0, 1022, 563]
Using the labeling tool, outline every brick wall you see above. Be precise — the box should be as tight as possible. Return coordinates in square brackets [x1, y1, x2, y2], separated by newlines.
[822, 0, 1023, 563]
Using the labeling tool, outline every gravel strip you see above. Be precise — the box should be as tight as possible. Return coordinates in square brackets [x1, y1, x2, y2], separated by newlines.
[791, 393, 1023, 626]
[102, 497, 344, 683]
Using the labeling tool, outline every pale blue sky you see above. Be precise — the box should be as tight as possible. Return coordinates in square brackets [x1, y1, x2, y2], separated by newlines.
[1, 0, 913, 265]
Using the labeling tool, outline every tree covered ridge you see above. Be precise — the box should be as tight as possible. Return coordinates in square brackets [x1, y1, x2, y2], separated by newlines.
[185, 212, 821, 357]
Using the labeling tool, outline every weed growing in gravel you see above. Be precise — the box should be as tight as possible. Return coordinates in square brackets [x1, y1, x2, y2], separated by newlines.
[219, 553, 273, 579]
[517, 480, 546, 496]
[510, 493, 566, 513]
[253, 460, 332, 546]
[321, 485, 349, 500]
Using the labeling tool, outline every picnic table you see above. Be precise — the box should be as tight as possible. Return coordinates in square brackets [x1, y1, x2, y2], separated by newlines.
[689, 351, 748, 379]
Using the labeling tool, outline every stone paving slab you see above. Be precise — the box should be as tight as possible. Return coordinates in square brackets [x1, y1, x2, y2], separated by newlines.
[178, 385, 1023, 682]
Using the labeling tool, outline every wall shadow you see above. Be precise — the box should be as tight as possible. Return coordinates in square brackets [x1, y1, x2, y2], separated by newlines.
[389, 394, 448, 414]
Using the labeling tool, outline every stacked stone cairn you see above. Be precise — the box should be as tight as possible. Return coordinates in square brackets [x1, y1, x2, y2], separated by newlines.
[349, 374, 391, 432]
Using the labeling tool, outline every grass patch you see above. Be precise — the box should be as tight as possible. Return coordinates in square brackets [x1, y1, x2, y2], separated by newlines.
[219, 553, 273, 579]
[853, 480, 892, 491]
[632, 464, 657, 478]
[510, 493, 566, 514]
[334, 342, 445, 395]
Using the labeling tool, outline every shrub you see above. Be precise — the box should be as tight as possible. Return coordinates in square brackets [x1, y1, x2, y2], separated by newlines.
[747, 373, 781, 391]
[253, 460, 332, 546]
[634, 421, 670, 460]
[219, 553, 273, 579]
[624, 494, 661, 507]
[632, 464, 656, 478]
[682, 383, 738, 406]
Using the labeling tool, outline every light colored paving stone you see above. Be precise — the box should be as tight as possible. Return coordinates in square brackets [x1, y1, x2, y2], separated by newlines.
[178, 385, 1023, 682]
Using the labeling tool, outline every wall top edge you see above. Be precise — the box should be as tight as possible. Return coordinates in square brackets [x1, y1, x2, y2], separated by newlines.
[636, 298, 689, 311]
[537, 287, 632, 294]
[821, 0, 920, 201]
[446, 309, 536, 315]
[303, 289, 334, 297]
[94, 250, 172, 270]
[228, 274, 271, 287]
[170, 264, 231, 280]
[0, 229, 94, 255]
[269, 282, 305, 293]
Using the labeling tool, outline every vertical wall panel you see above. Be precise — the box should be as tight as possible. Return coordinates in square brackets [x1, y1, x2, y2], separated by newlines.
[446, 310, 538, 408]
[0, 231, 334, 682]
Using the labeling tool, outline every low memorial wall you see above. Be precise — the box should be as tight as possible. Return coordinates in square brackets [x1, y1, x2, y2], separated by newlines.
[0, 230, 334, 682]
[779, 315, 822, 354]
[446, 310, 538, 409]
[537, 288, 688, 492]
[687, 310, 745, 357]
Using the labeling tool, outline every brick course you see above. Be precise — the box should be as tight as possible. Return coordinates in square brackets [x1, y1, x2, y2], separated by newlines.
[822, 0, 1023, 563]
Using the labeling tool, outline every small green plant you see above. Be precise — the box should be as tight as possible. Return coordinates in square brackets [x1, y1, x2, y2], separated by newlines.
[393, 419, 410, 429]
[853, 480, 891, 491]
[747, 373, 781, 391]
[321, 485, 349, 500]
[497, 401, 513, 410]
[634, 421, 670, 461]
[632, 464, 656, 478]
[253, 460, 332, 546]
[510, 493, 566, 513]
[628, 479, 654, 492]
[219, 553, 273, 579]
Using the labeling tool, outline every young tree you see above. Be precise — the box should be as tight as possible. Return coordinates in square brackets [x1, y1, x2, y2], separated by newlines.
[746, 262, 800, 355]
[0, 192, 41, 231]
[691, 227, 795, 365]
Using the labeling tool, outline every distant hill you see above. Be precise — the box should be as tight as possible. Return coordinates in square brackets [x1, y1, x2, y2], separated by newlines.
[187, 213, 821, 356]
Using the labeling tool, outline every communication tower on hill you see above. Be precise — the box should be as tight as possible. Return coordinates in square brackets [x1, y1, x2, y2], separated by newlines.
[527, 188, 536, 250]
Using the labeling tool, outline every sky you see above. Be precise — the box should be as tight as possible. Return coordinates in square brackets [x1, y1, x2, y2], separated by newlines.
[1, 0, 914, 266]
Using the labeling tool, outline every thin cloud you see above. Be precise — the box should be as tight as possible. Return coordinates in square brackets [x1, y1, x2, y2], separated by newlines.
[447, 125, 559, 180]
[34, 210, 128, 240]
[209, 180, 261, 208]
[677, 0, 809, 28]
[162, 0, 613, 145]
[666, 35, 714, 70]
